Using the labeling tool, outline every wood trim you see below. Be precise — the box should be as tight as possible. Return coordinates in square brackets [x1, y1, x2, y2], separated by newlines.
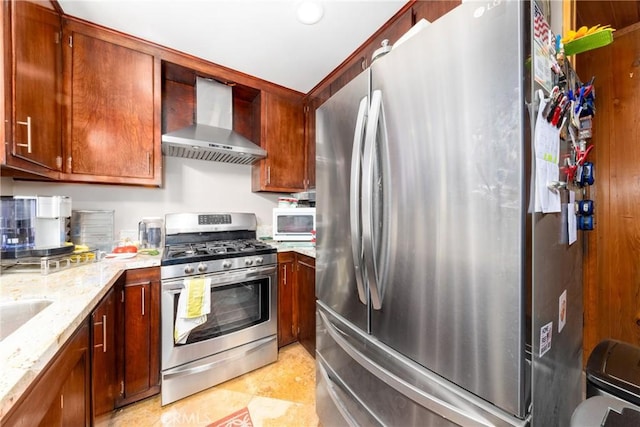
[578, 24, 640, 364]
[563, 0, 576, 65]
[307, 0, 416, 97]
[158, 48, 304, 98]
[0, 1, 5, 166]
[60, 15, 303, 99]
[615, 20, 640, 37]
[49, 0, 63, 15]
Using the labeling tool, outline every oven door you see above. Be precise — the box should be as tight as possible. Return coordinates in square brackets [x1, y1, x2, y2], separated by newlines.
[161, 264, 277, 370]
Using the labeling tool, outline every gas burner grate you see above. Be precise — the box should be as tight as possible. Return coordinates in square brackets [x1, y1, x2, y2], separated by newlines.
[163, 239, 274, 262]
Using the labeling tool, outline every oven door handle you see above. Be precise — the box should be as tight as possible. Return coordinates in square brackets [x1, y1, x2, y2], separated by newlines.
[162, 335, 276, 380]
[162, 265, 277, 291]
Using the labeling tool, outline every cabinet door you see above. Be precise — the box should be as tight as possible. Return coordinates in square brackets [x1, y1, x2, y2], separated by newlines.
[252, 91, 305, 192]
[303, 91, 329, 190]
[1, 321, 90, 427]
[63, 24, 161, 185]
[59, 353, 90, 427]
[411, 1, 460, 23]
[118, 267, 160, 407]
[9, 1, 62, 172]
[39, 347, 88, 427]
[296, 254, 316, 357]
[278, 252, 297, 347]
[91, 285, 119, 420]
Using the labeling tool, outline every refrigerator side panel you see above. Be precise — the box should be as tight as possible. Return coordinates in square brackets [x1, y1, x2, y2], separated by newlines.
[529, 2, 584, 418]
[369, 0, 527, 418]
[531, 205, 583, 427]
[316, 71, 369, 332]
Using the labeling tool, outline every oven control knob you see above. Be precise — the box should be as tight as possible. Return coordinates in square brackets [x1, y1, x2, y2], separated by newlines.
[184, 265, 195, 275]
[245, 258, 254, 266]
[255, 257, 263, 265]
[222, 261, 232, 269]
[197, 263, 208, 273]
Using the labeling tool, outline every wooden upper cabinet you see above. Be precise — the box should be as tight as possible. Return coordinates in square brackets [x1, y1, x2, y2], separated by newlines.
[3, 1, 62, 176]
[411, 1, 460, 24]
[304, 104, 315, 190]
[363, 10, 413, 69]
[252, 91, 305, 192]
[61, 21, 161, 186]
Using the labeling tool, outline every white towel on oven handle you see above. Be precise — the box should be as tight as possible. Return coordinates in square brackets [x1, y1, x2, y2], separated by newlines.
[174, 277, 212, 345]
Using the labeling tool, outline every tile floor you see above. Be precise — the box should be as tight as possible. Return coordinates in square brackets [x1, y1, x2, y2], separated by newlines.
[97, 343, 319, 427]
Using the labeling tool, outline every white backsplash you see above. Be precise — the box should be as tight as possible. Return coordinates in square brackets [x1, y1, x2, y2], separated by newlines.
[5, 156, 283, 237]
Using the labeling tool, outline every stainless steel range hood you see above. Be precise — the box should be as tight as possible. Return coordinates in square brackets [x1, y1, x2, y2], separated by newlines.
[161, 77, 266, 165]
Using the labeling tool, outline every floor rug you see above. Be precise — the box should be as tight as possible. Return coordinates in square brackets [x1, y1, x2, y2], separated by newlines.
[208, 407, 254, 427]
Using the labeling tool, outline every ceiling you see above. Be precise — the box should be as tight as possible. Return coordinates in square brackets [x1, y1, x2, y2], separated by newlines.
[56, 0, 407, 94]
[55, 1, 640, 95]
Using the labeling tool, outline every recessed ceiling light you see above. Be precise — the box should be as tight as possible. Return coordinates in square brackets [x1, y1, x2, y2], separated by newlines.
[297, 1, 324, 25]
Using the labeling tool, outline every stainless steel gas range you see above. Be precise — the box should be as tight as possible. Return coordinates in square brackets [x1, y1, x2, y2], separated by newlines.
[160, 212, 278, 405]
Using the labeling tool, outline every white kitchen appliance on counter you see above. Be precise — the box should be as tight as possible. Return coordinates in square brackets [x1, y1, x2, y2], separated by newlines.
[272, 207, 315, 241]
[0, 195, 72, 258]
[34, 196, 72, 248]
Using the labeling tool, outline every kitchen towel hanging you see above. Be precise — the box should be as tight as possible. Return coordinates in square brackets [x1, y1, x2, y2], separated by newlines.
[174, 277, 212, 344]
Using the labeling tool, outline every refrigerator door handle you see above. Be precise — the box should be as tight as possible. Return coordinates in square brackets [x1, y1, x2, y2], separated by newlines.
[362, 89, 384, 310]
[350, 96, 369, 305]
[318, 309, 499, 427]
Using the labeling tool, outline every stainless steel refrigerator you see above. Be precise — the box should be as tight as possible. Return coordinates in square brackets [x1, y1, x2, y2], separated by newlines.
[315, 1, 583, 426]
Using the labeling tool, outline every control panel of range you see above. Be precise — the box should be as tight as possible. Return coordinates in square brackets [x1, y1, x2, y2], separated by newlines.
[160, 253, 277, 281]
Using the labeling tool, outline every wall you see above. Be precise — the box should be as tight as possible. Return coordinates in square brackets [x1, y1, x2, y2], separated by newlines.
[2, 156, 281, 241]
[578, 22, 640, 361]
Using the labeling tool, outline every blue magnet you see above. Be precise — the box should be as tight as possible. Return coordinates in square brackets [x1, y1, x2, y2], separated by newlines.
[578, 215, 594, 231]
[578, 200, 594, 215]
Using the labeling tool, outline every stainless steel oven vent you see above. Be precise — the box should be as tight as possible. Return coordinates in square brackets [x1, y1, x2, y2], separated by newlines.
[162, 135, 261, 165]
[161, 78, 266, 165]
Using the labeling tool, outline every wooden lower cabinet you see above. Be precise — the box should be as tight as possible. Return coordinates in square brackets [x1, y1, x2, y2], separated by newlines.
[1, 267, 160, 426]
[116, 267, 161, 407]
[277, 251, 316, 357]
[91, 277, 123, 422]
[277, 252, 297, 348]
[1, 321, 91, 427]
[296, 254, 316, 357]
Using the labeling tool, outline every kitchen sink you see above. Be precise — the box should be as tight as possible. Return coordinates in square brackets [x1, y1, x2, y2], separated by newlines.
[0, 299, 52, 341]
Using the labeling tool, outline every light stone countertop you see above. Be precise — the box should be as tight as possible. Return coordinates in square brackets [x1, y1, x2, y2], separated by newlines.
[0, 254, 161, 420]
[267, 241, 316, 259]
[0, 245, 312, 420]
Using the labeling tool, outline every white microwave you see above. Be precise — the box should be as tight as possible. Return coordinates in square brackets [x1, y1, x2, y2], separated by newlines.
[272, 207, 316, 241]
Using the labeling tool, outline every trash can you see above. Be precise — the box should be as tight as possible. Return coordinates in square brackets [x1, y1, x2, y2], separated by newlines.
[571, 396, 640, 427]
[586, 339, 640, 406]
